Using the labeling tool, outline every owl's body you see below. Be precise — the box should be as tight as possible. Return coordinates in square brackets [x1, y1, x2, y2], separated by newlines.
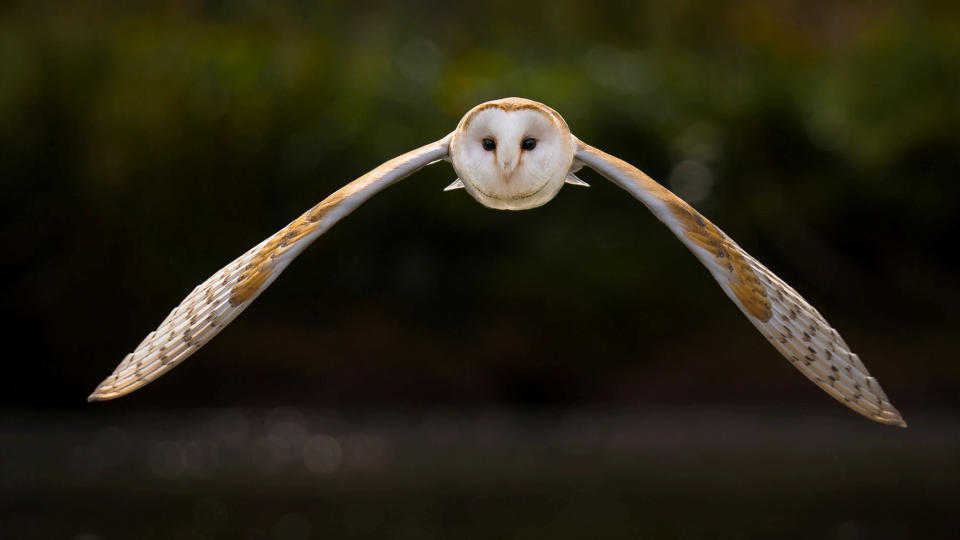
[89, 98, 906, 428]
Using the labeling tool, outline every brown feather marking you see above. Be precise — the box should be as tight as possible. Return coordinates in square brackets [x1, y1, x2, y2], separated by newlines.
[668, 202, 772, 322]
[460, 98, 568, 133]
[229, 222, 307, 306]
[229, 265, 273, 306]
[228, 137, 442, 307]
[227, 191, 343, 306]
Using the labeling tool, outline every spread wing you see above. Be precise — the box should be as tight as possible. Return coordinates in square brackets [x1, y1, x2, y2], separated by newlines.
[575, 140, 906, 427]
[89, 136, 452, 401]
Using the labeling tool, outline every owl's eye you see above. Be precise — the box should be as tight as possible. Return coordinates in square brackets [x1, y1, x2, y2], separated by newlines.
[482, 138, 496, 151]
[521, 138, 537, 151]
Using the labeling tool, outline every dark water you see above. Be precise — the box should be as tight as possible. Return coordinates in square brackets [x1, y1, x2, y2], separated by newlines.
[2, 408, 957, 539]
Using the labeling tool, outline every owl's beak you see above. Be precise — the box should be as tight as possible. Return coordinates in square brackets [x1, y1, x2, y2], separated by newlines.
[499, 149, 520, 182]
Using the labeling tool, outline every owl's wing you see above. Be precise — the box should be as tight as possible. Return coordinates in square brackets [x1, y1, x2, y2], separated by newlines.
[88, 136, 452, 401]
[574, 140, 905, 427]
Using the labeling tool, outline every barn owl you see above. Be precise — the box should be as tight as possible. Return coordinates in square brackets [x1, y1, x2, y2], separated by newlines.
[89, 97, 906, 427]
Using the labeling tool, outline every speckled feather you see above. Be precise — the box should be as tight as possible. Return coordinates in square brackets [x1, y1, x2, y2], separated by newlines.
[746, 254, 903, 425]
[89, 97, 904, 427]
[88, 137, 451, 401]
[575, 140, 905, 427]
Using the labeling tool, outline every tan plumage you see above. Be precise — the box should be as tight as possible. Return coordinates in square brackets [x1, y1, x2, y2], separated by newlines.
[576, 142, 905, 426]
[88, 137, 450, 400]
[89, 97, 905, 428]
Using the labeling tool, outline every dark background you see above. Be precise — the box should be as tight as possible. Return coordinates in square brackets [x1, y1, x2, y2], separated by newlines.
[2, 1, 959, 538]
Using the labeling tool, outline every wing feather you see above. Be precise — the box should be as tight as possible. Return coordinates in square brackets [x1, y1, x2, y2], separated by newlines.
[89, 136, 451, 401]
[574, 140, 905, 427]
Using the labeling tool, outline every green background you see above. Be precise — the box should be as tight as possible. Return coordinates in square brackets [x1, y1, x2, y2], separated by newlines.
[1, 1, 958, 538]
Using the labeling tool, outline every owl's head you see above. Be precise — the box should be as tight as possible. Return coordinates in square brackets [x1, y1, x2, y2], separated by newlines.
[450, 97, 576, 210]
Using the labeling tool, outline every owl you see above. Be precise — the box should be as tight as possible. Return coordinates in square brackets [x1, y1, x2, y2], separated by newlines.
[89, 98, 906, 427]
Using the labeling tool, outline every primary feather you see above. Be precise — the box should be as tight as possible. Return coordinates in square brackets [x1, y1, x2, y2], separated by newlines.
[90, 97, 905, 429]
[89, 137, 450, 400]
[575, 140, 905, 427]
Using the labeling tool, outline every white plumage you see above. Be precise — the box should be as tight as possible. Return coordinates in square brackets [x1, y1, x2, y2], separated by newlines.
[89, 138, 450, 400]
[89, 98, 905, 428]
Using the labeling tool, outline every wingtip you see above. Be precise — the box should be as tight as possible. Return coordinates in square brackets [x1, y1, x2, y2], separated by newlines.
[87, 384, 119, 402]
[890, 414, 908, 428]
[874, 408, 907, 428]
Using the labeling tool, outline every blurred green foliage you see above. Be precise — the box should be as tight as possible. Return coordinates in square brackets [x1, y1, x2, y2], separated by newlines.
[1, 0, 958, 407]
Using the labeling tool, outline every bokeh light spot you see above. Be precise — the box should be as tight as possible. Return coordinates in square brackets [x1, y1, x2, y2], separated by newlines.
[302, 433, 342, 474]
[669, 160, 715, 204]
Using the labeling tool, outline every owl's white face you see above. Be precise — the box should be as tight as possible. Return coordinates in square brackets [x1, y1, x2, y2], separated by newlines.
[450, 98, 576, 210]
